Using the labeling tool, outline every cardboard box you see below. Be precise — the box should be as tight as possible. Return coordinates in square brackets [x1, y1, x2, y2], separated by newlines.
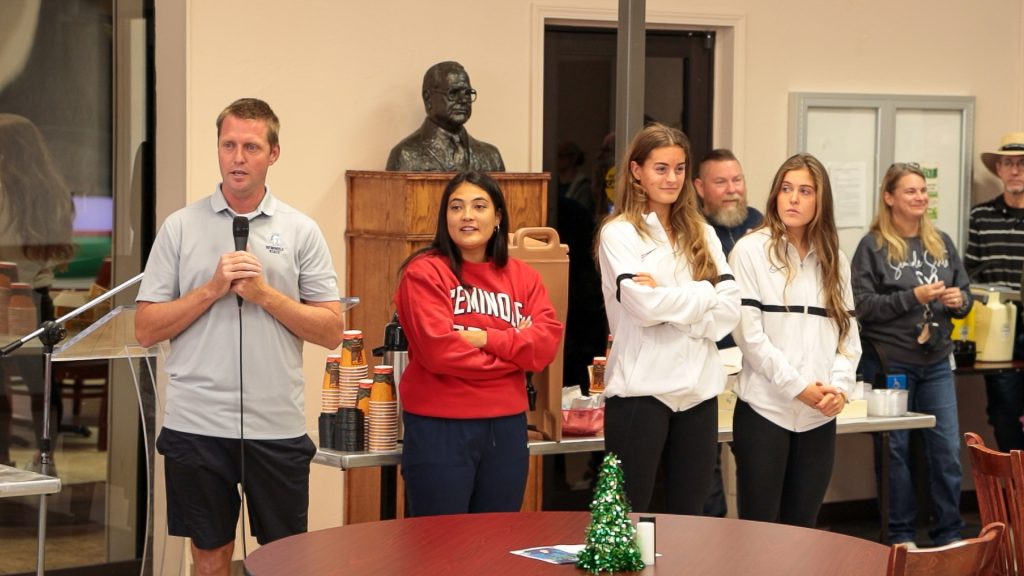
[838, 399, 868, 420]
[508, 227, 568, 441]
[718, 391, 737, 427]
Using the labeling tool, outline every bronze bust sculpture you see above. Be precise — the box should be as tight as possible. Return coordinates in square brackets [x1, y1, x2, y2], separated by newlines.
[386, 61, 505, 172]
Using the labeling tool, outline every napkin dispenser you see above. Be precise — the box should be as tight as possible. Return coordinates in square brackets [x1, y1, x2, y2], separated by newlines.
[866, 389, 908, 417]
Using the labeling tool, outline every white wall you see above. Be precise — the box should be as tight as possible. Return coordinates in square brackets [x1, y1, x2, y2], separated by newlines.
[725, 0, 1023, 206]
[154, 0, 1024, 555]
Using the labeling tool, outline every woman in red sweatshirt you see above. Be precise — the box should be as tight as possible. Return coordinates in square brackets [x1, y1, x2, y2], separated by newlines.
[394, 171, 564, 517]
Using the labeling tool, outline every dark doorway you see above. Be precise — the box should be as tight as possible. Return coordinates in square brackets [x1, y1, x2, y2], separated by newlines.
[543, 26, 716, 223]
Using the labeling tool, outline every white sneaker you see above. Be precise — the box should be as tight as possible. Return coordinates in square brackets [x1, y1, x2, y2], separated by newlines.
[895, 541, 918, 550]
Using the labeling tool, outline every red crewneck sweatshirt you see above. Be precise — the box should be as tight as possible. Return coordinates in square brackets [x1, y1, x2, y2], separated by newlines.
[394, 252, 563, 419]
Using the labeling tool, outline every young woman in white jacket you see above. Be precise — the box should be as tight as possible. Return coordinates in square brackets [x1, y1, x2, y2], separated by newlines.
[729, 153, 861, 527]
[598, 123, 740, 514]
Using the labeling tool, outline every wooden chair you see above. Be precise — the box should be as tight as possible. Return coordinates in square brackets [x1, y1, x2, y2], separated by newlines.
[965, 432, 1024, 575]
[55, 360, 109, 451]
[887, 521, 1005, 576]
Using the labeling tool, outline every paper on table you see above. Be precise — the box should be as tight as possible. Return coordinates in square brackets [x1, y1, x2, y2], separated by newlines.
[510, 545, 585, 565]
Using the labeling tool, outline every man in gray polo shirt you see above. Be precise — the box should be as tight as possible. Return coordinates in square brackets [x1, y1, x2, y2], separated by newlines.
[136, 98, 343, 576]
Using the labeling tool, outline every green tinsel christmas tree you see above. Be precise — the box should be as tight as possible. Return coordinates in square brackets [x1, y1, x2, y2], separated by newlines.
[576, 452, 645, 573]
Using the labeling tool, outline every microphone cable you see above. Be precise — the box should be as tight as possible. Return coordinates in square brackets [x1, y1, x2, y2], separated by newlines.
[232, 214, 251, 559]
[237, 302, 248, 559]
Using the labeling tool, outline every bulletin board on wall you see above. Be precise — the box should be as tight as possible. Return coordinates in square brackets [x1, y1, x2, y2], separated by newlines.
[788, 93, 975, 257]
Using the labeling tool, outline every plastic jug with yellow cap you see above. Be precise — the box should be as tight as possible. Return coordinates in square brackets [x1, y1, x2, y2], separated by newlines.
[971, 284, 1018, 362]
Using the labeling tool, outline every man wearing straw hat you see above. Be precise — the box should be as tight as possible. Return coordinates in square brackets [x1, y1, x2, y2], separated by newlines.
[965, 132, 1024, 451]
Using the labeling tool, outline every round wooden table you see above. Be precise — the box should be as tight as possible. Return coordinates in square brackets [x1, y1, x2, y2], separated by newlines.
[243, 511, 889, 575]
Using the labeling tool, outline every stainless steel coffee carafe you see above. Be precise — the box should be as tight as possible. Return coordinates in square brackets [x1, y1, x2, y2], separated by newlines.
[374, 313, 408, 438]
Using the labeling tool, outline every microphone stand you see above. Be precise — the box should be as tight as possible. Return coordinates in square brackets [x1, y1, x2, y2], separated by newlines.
[0, 272, 143, 576]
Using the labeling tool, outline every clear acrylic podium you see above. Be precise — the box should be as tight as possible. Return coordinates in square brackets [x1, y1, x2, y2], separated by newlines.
[53, 304, 160, 362]
[48, 304, 164, 576]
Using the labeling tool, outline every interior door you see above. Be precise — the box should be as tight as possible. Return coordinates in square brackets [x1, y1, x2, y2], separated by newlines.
[543, 25, 716, 222]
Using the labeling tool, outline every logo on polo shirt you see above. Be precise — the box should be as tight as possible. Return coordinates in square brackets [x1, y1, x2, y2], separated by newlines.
[265, 232, 287, 255]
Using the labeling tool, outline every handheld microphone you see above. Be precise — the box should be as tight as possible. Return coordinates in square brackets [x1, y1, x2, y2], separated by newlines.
[232, 216, 249, 307]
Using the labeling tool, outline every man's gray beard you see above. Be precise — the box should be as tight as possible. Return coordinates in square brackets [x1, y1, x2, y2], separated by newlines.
[708, 204, 749, 228]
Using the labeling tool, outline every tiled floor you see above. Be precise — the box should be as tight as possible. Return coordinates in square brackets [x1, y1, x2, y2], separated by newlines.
[0, 522, 105, 576]
[0, 423, 108, 575]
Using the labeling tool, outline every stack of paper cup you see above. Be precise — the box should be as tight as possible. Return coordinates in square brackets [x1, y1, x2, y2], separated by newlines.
[356, 378, 373, 447]
[338, 371, 363, 408]
[368, 377, 398, 452]
[320, 354, 341, 413]
[341, 329, 366, 366]
[590, 356, 607, 394]
[338, 330, 368, 408]
[335, 407, 366, 452]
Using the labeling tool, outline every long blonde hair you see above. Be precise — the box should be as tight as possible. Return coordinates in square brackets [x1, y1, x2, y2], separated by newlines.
[0, 114, 75, 264]
[870, 162, 946, 263]
[601, 123, 717, 282]
[760, 153, 852, 345]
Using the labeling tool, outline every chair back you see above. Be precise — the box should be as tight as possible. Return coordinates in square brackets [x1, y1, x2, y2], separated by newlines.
[887, 522, 1005, 576]
[966, 432, 1024, 575]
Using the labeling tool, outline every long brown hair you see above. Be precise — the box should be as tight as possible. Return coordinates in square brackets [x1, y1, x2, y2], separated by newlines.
[870, 162, 945, 264]
[0, 114, 75, 264]
[399, 171, 509, 288]
[600, 123, 717, 282]
[760, 153, 852, 345]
